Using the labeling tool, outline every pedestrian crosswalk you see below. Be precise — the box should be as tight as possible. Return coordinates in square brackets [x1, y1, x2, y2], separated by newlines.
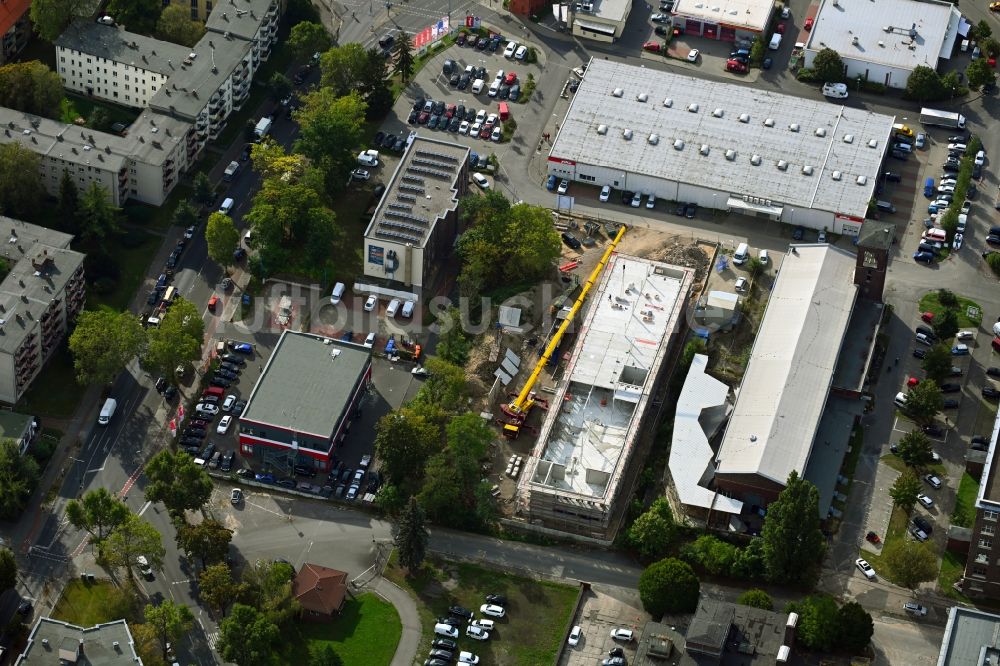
[205, 631, 219, 651]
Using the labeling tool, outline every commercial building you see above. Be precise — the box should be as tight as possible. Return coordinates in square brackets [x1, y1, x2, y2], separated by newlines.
[238, 331, 371, 473]
[0, 218, 85, 406]
[0, 0, 32, 66]
[15, 617, 143, 665]
[714, 244, 857, 510]
[361, 135, 470, 301]
[804, 0, 961, 90]
[937, 607, 1000, 666]
[569, 0, 632, 43]
[516, 254, 693, 541]
[547, 59, 897, 235]
[961, 404, 1000, 598]
[671, 0, 776, 42]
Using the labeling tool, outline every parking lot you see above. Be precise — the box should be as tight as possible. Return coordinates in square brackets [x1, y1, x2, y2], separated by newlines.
[560, 585, 644, 666]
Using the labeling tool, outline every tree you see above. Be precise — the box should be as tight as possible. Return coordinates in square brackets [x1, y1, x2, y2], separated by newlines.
[217, 604, 279, 666]
[106, 0, 162, 33]
[318, 44, 392, 119]
[838, 601, 874, 652]
[0, 549, 17, 594]
[374, 408, 441, 488]
[981, 36, 1000, 59]
[129, 623, 161, 666]
[732, 536, 767, 580]
[30, 0, 96, 41]
[58, 169, 80, 233]
[155, 4, 205, 47]
[967, 58, 996, 90]
[206, 212, 240, 271]
[310, 646, 344, 666]
[933, 308, 959, 341]
[902, 380, 943, 425]
[143, 449, 213, 517]
[812, 48, 846, 83]
[414, 356, 467, 408]
[761, 471, 825, 586]
[906, 65, 946, 101]
[267, 73, 292, 102]
[921, 344, 953, 383]
[435, 307, 470, 366]
[0, 61, 64, 118]
[895, 430, 934, 467]
[199, 563, 241, 618]
[176, 520, 233, 568]
[143, 601, 194, 661]
[294, 89, 366, 194]
[882, 539, 938, 589]
[288, 21, 331, 60]
[104, 513, 165, 580]
[143, 297, 205, 382]
[680, 535, 739, 576]
[0, 439, 39, 520]
[788, 594, 839, 651]
[975, 19, 993, 42]
[78, 182, 121, 243]
[889, 471, 922, 512]
[638, 558, 700, 617]
[419, 412, 494, 530]
[238, 559, 297, 626]
[193, 171, 214, 204]
[68, 309, 145, 387]
[737, 588, 773, 610]
[172, 199, 199, 229]
[66, 487, 130, 542]
[87, 106, 111, 132]
[393, 33, 415, 83]
[0, 143, 43, 218]
[393, 496, 429, 573]
[745, 256, 764, 278]
[626, 498, 678, 560]
[749, 37, 765, 68]
[988, 252, 1000, 277]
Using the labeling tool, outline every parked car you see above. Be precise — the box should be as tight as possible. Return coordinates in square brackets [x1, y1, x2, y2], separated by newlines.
[855, 558, 876, 579]
[230, 488, 243, 505]
[904, 602, 928, 616]
[917, 493, 934, 509]
[480, 604, 505, 618]
[924, 474, 943, 489]
[562, 232, 582, 250]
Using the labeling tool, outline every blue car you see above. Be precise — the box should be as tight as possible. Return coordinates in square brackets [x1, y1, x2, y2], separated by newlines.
[928, 203, 942, 214]
[255, 473, 276, 484]
[923, 178, 934, 198]
[232, 342, 253, 354]
[952, 344, 970, 356]
[792, 226, 805, 240]
[546, 175, 557, 191]
[913, 251, 935, 263]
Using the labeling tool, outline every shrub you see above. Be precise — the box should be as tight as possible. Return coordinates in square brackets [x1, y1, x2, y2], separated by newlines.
[639, 558, 700, 617]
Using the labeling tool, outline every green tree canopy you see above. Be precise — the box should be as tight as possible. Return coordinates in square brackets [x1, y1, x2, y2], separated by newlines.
[318, 44, 391, 119]
[0, 548, 17, 593]
[310, 645, 344, 666]
[393, 33, 415, 83]
[66, 487, 130, 542]
[143, 296, 205, 381]
[193, 171, 214, 204]
[294, 89, 366, 195]
[882, 539, 938, 589]
[788, 594, 839, 651]
[30, 0, 95, 40]
[921, 344, 953, 383]
[680, 535, 739, 576]
[435, 307, 470, 366]
[933, 309, 959, 341]
[0, 61, 63, 118]
[967, 58, 996, 90]
[761, 471, 825, 586]
[732, 536, 767, 580]
[104, 513, 165, 580]
[626, 497, 678, 560]
[889, 471, 922, 512]
[288, 21, 331, 60]
[895, 430, 934, 467]
[374, 408, 442, 488]
[737, 588, 773, 610]
[0, 143, 44, 218]
[68, 309, 144, 387]
[217, 603, 279, 666]
[143, 450, 213, 517]
[176, 519, 233, 568]
[106, 0, 162, 33]
[0, 439, 39, 520]
[155, 4, 205, 47]
[267, 73, 293, 102]
[394, 496, 429, 573]
[902, 381, 943, 425]
[418, 412, 495, 530]
[905, 65, 947, 101]
[78, 182, 121, 243]
[812, 48, 846, 83]
[638, 558, 700, 617]
[206, 212, 240, 270]
[199, 563, 241, 618]
[143, 600, 194, 661]
[838, 601, 874, 652]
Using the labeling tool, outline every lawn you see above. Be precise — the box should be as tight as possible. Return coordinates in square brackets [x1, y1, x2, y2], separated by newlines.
[17, 345, 82, 419]
[51, 579, 139, 627]
[862, 504, 912, 580]
[385, 555, 579, 665]
[940, 551, 971, 601]
[281, 593, 401, 666]
[952, 472, 980, 528]
[124, 183, 195, 234]
[86, 231, 159, 312]
[918, 290, 983, 328]
[61, 94, 141, 129]
[879, 453, 945, 478]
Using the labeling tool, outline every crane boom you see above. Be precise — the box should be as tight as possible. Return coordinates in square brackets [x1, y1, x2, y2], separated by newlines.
[507, 224, 627, 415]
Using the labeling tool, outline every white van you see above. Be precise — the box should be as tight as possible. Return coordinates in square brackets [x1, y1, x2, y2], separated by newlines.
[488, 81, 500, 97]
[98, 398, 117, 425]
[472, 78, 485, 94]
[769, 33, 782, 50]
[821, 82, 848, 99]
[330, 282, 345, 305]
[894, 392, 908, 408]
[386, 298, 401, 317]
[733, 243, 750, 265]
[219, 198, 234, 215]
[401, 300, 414, 318]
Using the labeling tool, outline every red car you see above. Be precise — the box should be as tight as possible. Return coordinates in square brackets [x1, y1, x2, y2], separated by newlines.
[480, 126, 491, 139]
[804, 16, 814, 30]
[920, 311, 935, 323]
[643, 41, 662, 53]
[504, 72, 516, 85]
[776, 22, 786, 33]
[726, 59, 748, 73]
[208, 294, 219, 312]
[417, 111, 429, 124]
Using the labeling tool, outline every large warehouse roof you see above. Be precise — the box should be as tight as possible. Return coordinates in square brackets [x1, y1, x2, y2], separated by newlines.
[806, 0, 961, 70]
[715, 244, 857, 484]
[549, 59, 895, 220]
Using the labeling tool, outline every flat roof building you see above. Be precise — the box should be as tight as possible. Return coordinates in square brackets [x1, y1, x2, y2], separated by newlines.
[672, 0, 776, 40]
[714, 244, 858, 507]
[548, 59, 897, 235]
[15, 617, 143, 665]
[937, 606, 1000, 666]
[570, 0, 633, 43]
[516, 254, 693, 541]
[238, 330, 371, 472]
[0, 410, 39, 455]
[361, 135, 470, 301]
[804, 0, 961, 89]
[961, 404, 1000, 598]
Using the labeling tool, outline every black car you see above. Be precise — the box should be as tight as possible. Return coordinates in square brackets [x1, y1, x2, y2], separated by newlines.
[762, 56, 773, 69]
[489, 37, 501, 51]
[183, 445, 201, 455]
[674, 201, 687, 215]
[424, 659, 449, 666]
[180, 438, 203, 448]
[943, 162, 961, 173]
[222, 353, 247, 366]
[382, 133, 397, 150]
[340, 467, 354, 484]
[486, 593, 508, 606]
[685, 202, 697, 219]
[449, 606, 474, 620]
[456, 33, 467, 46]
[449, 73, 460, 87]
[940, 383, 961, 393]
[448, 117, 461, 132]
[655, 26, 668, 36]
[200, 443, 217, 461]
[610, 647, 625, 658]
[215, 369, 238, 381]
[277, 478, 296, 488]
[498, 84, 510, 100]
[428, 650, 454, 662]
[408, 109, 419, 124]
[210, 377, 231, 388]
[374, 131, 385, 146]
[233, 400, 247, 416]
[912, 348, 927, 359]
[884, 171, 901, 182]
[17, 600, 32, 616]
[294, 465, 316, 477]
[465, 108, 476, 122]
[943, 398, 959, 409]
[988, 234, 1000, 245]
[561, 232, 582, 250]
[923, 423, 945, 437]
[183, 428, 206, 439]
[413, 96, 426, 112]
[393, 137, 405, 152]
[166, 250, 180, 269]
[432, 638, 457, 650]
[221, 362, 242, 374]
[147, 289, 162, 305]
[433, 100, 445, 115]
[220, 452, 234, 472]
[475, 66, 487, 80]
[913, 516, 933, 534]
[436, 616, 461, 627]
[984, 386, 1000, 400]
[163, 385, 178, 401]
[458, 73, 470, 89]
[916, 325, 936, 339]
[510, 84, 521, 101]
[476, 37, 488, 49]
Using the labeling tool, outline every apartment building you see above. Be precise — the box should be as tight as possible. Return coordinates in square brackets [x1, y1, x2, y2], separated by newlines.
[0, 218, 85, 406]
[962, 406, 1000, 598]
[0, 0, 32, 66]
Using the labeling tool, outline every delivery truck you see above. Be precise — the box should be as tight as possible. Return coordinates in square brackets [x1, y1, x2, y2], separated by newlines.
[254, 117, 272, 139]
[919, 108, 966, 129]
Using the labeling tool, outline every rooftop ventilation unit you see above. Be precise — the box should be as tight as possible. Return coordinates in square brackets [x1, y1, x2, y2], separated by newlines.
[802, 165, 814, 175]
[725, 149, 736, 161]
[739, 113, 750, 123]
[597, 124, 608, 135]
[751, 154, 762, 165]
[852, 36, 859, 45]
[663, 98, 673, 107]
[868, 139, 879, 148]
[789, 123, 800, 132]
[648, 133, 659, 145]
[843, 134, 854, 143]
[712, 108, 724, 118]
[636, 93, 648, 102]
[764, 118, 775, 127]
[612, 88, 624, 97]
[688, 103, 699, 113]
[777, 160, 788, 171]
[878, 41, 885, 47]
[815, 128, 827, 137]
[857, 175, 867, 185]
[700, 144, 709, 155]
[832, 170, 842, 180]
[673, 139, 685, 150]
[623, 129, 633, 140]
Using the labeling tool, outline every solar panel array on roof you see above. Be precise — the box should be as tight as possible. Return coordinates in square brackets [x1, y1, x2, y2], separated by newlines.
[373, 141, 463, 243]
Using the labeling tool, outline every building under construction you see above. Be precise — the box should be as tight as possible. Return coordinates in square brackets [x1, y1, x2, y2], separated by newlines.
[513, 253, 694, 541]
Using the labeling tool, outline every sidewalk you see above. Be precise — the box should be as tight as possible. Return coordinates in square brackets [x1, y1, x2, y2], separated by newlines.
[374, 577, 421, 666]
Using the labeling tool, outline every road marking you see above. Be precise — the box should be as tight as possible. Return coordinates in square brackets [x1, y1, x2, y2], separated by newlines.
[138, 501, 152, 517]
[206, 631, 219, 651]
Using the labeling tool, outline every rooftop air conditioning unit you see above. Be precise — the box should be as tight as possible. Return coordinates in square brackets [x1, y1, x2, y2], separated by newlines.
[712, 108, 724, 117]
[597, 124, 608, 134]
[663, 98, 674, 107]
[673, 139, 684, 150]
[700, 144, 709, 155]
[777, 160, 788, 171]
[648, 133, 659, 145]
[815, 128, 826, 137]
[764, 118, 775, 127]
[623, 129, 633, 140]
[612, 88, 624, 97]
[843, 134, 854, 143]
[802, 165, 814, 175]
[856, 175, 867, 185]
[789, 123, 800, 132]
[688, 103, 699, 113]
[832, 170, 842, 180]
[750, 154, 762, 165]
[636, 93, 648, 102]
[725, 149, 736, 161]
[739, 113, 750, 123]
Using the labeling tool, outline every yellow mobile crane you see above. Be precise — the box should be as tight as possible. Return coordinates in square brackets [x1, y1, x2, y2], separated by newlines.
[499, 224, 627, 438]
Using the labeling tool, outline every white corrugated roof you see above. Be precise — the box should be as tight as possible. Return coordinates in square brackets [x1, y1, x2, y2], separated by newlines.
[715, 244, 857, 484]
[673, 0, 774, 32]
[669, 354, 743, 513]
